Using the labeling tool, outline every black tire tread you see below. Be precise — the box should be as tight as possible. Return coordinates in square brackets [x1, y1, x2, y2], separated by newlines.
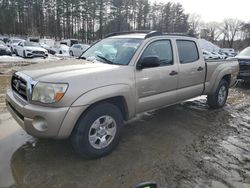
[207, 79, 229, 109]
[71, 102, 123, 159]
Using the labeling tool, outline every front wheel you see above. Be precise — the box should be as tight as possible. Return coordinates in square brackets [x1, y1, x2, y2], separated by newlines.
[207, 79, 229, 109]
[71, 103, 123, 159]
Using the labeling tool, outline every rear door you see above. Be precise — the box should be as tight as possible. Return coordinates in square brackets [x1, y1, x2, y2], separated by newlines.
[176, 39, 205, 101]
[136, 39, 179, 113]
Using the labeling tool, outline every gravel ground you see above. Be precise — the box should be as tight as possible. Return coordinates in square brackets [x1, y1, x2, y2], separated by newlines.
[0, 62, 249, 188]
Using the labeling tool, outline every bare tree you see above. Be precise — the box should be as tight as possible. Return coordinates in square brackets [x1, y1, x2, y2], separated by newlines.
[221, 18, 243, 48]
[188, 13, 202, 36]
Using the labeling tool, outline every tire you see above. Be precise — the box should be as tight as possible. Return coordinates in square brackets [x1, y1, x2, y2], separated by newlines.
[15, 49, 19, 56]
[23, 50, 26, 58]
[59, 50, 62, 54]
[71, 103, 123, 159]
[70, 51, 74, 56]
[207, 79, 229, 109]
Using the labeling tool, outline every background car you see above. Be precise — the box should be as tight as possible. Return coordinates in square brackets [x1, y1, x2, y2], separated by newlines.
[235, 46, 250, 82]
[60, 39, 79, 47]
[202, 50, 220, 60]
[6, 38, 25, 54]
[15, 41, 48, 58]
[52, 44, 70, 55]
[40, 39, 56, 55]
[69, 44, 90, 57]
[0, 40, 12, 56]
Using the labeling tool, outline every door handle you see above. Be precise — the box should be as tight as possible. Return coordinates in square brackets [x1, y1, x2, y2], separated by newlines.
[197, 67, 204, 71]
[169, 71, 178, 76]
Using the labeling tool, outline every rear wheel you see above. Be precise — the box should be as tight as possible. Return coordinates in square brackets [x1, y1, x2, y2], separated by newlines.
[207, 79, 229, 109]
[71, 103, 123, 159]
[70, 51, 74, 56]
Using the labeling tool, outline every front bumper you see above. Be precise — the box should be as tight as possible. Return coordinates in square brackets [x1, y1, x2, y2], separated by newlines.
[238, 72, 250, 81]
[6, 89, 87, 139]
[26, 52, 48, 58]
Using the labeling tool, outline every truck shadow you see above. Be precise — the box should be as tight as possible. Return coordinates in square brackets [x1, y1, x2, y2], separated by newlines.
[10, 96, 239, 188]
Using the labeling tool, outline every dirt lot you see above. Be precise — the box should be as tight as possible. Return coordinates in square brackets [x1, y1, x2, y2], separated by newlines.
[0, 62, 250, 188]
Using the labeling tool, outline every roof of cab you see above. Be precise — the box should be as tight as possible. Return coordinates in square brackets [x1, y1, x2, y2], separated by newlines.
[105, 31, 196, 40]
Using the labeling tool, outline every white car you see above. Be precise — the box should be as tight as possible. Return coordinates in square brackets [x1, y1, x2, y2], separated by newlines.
[15, 41, 48, 58]
[69, 44, 90, 57]
[211, 51, 226, 59]
[6, 38, 25, 54]
[202, 50, 220, 60]
[52, 44, 70, 55]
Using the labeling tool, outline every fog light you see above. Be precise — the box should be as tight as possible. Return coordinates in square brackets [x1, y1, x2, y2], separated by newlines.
[32, 116, 48, 131]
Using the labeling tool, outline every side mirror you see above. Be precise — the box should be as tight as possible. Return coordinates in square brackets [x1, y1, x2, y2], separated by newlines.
[137, 56, 160, 70]
[132, 182, 157, 188]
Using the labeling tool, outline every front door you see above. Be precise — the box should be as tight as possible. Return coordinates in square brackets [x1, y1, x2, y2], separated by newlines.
[136, 39, 179, 113]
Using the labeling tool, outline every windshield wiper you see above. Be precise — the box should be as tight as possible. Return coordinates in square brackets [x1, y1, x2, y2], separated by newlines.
[97, 55, 114, 64]
[78, 56, 86, 60]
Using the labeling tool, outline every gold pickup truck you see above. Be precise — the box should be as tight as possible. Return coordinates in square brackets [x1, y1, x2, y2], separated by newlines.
[6, 31, 239, 158]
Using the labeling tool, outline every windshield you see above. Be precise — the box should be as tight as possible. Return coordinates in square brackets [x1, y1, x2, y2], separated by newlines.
[238, 47, 250, 57]
[24, 42, 40, 47]
[13, 39, 22, 43]
[81, 38, 143, 65]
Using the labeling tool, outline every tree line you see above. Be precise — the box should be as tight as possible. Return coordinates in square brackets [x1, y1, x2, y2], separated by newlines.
[189, 14, 250, 49]
[0, 0, 189, 43]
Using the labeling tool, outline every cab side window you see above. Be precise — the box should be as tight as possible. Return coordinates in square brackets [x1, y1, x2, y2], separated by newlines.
[176, 40, 199, 64]
[140, 40, 173, 66]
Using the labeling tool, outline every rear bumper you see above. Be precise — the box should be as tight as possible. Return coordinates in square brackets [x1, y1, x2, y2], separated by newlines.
[6, 89, 87, 139]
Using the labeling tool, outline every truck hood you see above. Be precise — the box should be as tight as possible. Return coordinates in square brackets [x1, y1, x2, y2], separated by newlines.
[21, 59, 128, 81]
[20, 59, 134, 107]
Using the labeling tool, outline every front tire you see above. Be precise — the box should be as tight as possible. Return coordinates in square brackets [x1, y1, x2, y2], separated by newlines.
[207, 79, 229, 109]
[70, 51, 74, 56]
[71, 103, 123, 159]
[23, 50, 26, 58]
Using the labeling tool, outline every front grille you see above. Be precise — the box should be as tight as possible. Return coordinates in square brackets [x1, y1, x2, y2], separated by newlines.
[11, 73, 28, 101]
[33, 51, 44, 55]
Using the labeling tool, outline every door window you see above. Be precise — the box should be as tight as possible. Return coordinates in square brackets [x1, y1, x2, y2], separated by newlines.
[176, 40, 199, 64]
[140, 40, 173, 66]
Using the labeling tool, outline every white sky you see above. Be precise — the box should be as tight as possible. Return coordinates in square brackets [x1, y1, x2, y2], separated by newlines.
[151, 0, 250, 22]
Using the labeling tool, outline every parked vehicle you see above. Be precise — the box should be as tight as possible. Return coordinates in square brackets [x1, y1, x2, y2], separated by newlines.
[6, 38, 25, 53]
[60, 39, 78, 47]
[52, 44, 70, 55]
[202, 50, 219, 60]
[15, 41, 48, 58]
[211, 51, 227, 59]
[221, 48, 236, 57]
[0, 40, 12, 56]
[0, 36, 10, 43]
[6, 31, 239, 159]
[27, 37, 40, 43]
[40, 39, 56, 55]
[235, 46, 250, 81]
[69, 44, 90, 57]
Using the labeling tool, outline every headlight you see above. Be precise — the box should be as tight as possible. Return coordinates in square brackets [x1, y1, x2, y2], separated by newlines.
[32, 82, 68, 103]
[26, 49, 32, 52]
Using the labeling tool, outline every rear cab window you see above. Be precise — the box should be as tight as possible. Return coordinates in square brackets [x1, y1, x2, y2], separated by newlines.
[176, 40, 199, 64]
